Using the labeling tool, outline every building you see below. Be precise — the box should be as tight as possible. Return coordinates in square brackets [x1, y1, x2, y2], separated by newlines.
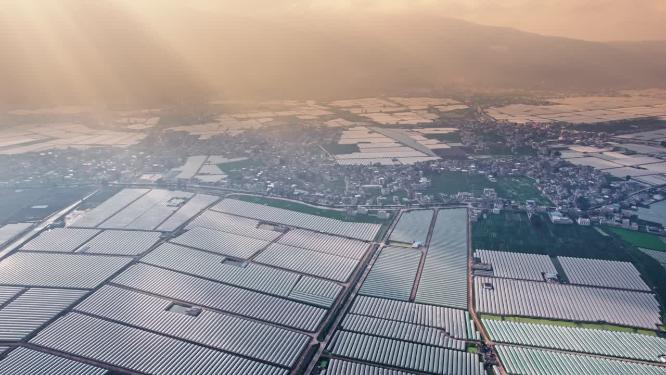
[549, 211, 573, 224]
[576, 217, 591, 226]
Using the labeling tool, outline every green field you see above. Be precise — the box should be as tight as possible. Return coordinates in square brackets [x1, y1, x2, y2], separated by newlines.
[424, 132, 461, 143]
[494, 177, 550, 205]
[217, 159, 263, 172]
[474, 211, 666, 321]
[435, 108, 475, 119]
[473, 211, 627, 259]
[426, 172, 550, 205]
[605, 227, 666, 251]
[322, 143, 360, 155]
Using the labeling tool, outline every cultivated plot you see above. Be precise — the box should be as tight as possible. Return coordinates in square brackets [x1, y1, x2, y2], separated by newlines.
[389, 209, 434, 245]
[557, 256, 650, 291]
[473, 249, 558, 281]
[359, 246, 421, 301]
[496, 345, 666, 375]
[484, 318, 666, 363]
[415, 208, 469, 309]
[474, 277, 661, 329]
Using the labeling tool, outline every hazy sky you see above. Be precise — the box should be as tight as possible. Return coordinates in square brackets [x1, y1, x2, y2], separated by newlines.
[2, 0, 665, 107]
[173, 0, 666, 41]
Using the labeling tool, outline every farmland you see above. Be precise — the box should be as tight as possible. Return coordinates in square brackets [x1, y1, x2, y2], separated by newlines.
[473, 211, 666, 322]
[216, 158, 263, 172]
[0, 188, 391, 373]
[486, 94, 666, 125]
[426, 172, 550, 205]
[424, 132, 462, 143]
[605, 227, 666, 251]
[320, 208, 484, 375]
[322, 143, 360, 155]
[480, 314, 657, 335]
[0, 186, 95, 225]
[475, 276, 661, 329]
[472, 211, 625, 260]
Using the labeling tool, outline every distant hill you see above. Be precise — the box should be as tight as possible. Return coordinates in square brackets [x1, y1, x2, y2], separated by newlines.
[1, 5, 665, 107]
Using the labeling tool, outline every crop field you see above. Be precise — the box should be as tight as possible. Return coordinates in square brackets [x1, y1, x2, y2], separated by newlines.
[0, 186, 94, 225]
[332, 127, 442, 166]
[494, 177, 550, 205]
[475, 276, 661, 329]
[486, 92, 666, 125]
[323, 143, 360, 155]
[426, 172, 550, 205]
[424, 132, 462, 143]
[473, 211, 627, 260]
[0, 123, 146, 155]
[216, 158, 263, 172]
[473, 211, 666, 321]
[605, 227, 666, 251]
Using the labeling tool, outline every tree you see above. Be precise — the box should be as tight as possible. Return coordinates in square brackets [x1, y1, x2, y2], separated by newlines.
[575, 196, 591, 211]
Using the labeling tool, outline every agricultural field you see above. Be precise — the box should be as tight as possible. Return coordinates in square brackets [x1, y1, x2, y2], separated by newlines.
[473, 211, 666, 322]
[231, 195, 389, 225]
[423, 132, 462, 143]
[329, 97, 467, 126]
[0, 123, 146, 155]
[486, 92, 666, 125]
[480, 314, 657, 335]
[0, 186, 94, 225]
[323, 143, 360, 155]
[0, 189, 388, 373]
[426, 172, 550, 205]
[332, 127, 441, 166]
[605, 227, 666, 251]
[216, 158, 263, 172]
[473, 211, 627, 259]
[475, 276, 661, 329]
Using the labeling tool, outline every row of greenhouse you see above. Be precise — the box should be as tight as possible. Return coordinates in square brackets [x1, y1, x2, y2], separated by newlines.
[141, 242, 342, 308]
[474, 249, 557, 281]
[20, 227, 161, 255]
[350, 295, 478, 340]
[212, 198, 382, 241]
[389, 209, 434, 245]
[0, 190, 390, 373]
[31, 313, 289, 375]
[186, 209, 281, 240]
[72, 188, 217, 232]
[359, 246, 422, 301]
[327, 331, 484, 375]
[255, 243, 360, 282]
[496, 345, 666, 375]
[414, 208, 469, 310]
[475, 248, 665, 372]
[75, 285, 310, 367]
[474, 249, 652, 292]
[484, 318, 666, 363]
[475, 276, 661, 329]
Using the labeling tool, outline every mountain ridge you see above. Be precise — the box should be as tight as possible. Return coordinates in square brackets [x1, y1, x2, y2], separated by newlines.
[1, 7, 664, 107]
